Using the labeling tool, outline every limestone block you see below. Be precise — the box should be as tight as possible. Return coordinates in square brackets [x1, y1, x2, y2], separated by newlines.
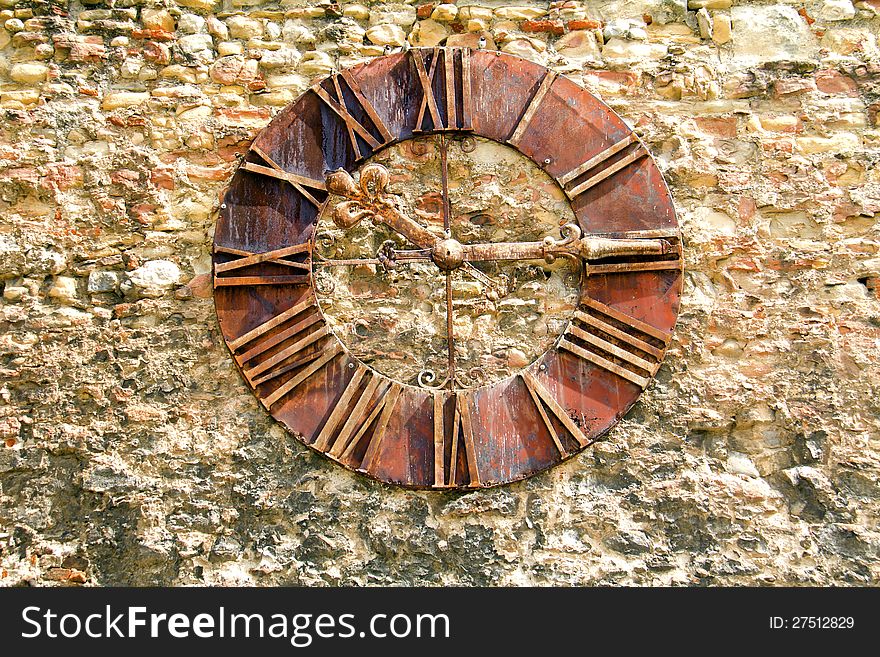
[343, 4, 371, 21]
[554, 30, 600, 60]
[299, 50, 335, 77]
[593, 0, 687, 25]
[141, 8, 174, 32]
[87, 271, 120, 293]
[712, 14, 732, 44]
[176, 0, 219, 10]
[796, 133, 860, 154]
[602, 37, 666, 61]
[366, 23, 406, 46]
[226, 15, 264, 40]
[126, 260, 181, 295]
[48, 276, 78, 304]
[494, 7, 546, 20]
[101, 91, 149, 110]
[431, 4, 458, 22]
[731, 5, 818, 64]
[368, 4, 417, 27]
[820, 0, 856, 21]
[9, 62, 48, 83]
[178, 14, 207, 34]
[408, 19, 448, 47]
[688, 0, 730, 8]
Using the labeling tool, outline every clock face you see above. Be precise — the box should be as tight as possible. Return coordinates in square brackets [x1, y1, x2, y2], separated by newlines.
[213, 48, 682, 489]
[313, 135, 583, 389]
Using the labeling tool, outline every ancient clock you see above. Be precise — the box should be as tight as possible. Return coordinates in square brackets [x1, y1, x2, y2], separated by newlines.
[213, 48, 682, 489]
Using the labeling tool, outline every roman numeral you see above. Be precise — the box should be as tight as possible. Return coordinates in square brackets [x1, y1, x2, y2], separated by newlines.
[214, 244, 310, 274]
[213, 274, 311, 287]
[413, 48, 473, 132]
[310, 365, 402, 471]
[558, 133, 648, 200]
[214, 243, 312, 287]
[262, 343, 343, 408]
[521, 370, 589, 454]
[432, 391, 480, 488]
[585, 228, 682, 275]
[313, 70, 393, 160]
[240, 144, 327, 209]
[507, 70, 557, 148]
[226, 297, 339, 405]
[558, 297, 671, 389]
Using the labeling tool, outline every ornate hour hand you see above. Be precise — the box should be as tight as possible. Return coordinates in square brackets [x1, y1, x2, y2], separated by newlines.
[381, 223, 674, 270]
[454, 223, 675, 266]
[325, 165, 439, 250]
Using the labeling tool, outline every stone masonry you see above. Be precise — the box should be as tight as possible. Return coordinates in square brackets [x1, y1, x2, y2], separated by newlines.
[0, 0, 879, 585]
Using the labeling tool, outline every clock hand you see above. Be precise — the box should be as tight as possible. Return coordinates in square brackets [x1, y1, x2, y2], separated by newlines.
[326, 165, 440, 250]
[439, 134, 451, 234]
[377, 223, 674, 268]
[431, 223, 674, 268]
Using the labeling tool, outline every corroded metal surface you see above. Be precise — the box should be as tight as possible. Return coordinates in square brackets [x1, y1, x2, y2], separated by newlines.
[213, 48, 683, 489]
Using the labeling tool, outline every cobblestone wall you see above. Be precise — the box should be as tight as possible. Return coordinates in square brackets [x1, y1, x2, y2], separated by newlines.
[1, 0, 879, 585]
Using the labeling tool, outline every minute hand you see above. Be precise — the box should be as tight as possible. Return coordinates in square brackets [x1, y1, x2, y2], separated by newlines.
[458, 223, 673, 263]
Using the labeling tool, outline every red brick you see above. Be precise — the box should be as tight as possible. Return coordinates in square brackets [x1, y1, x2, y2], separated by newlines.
[130, 203, 157, 224]
[760, 137, 794, 154]
[42, 164, 83, 192]
[131, 29, 174, 42]
[416, 3, 434, 19]
[814, 69, 858, 96]
[68, 42, 106, 62]
[773, 78, 816, 97]
[567, 19, 601, 30]
[111, 169, 141, 190]
[216, 107, 272, 123]
[522, 19, 565, 35]
[143, 41, 171, 65]
[738, 197, 757, 222]
[150, 167, 175, 190]
[4, 167, 39, 185]
[185, 163, 233, 182]
[695, 117, 737, 138]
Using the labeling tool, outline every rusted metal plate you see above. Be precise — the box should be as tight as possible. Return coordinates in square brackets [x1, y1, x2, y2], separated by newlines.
[213, 48, 682, 490]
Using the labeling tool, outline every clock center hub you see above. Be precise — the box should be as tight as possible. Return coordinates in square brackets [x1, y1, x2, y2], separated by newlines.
[432, 238, 465, 271]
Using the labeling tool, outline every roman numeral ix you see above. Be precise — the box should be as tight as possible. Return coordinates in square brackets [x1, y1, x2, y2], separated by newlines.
[213, 243, 311, 287]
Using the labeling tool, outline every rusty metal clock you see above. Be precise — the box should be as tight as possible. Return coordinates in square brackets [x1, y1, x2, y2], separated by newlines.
[213, 48, 682, 489]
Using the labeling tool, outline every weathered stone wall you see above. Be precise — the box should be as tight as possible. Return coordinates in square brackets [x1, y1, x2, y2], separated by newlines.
[1, 0, 879, 586]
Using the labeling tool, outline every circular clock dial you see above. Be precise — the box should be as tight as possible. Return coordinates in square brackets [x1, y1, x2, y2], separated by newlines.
[213, 49, 682, 489]
[313, 135, 581, 389]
